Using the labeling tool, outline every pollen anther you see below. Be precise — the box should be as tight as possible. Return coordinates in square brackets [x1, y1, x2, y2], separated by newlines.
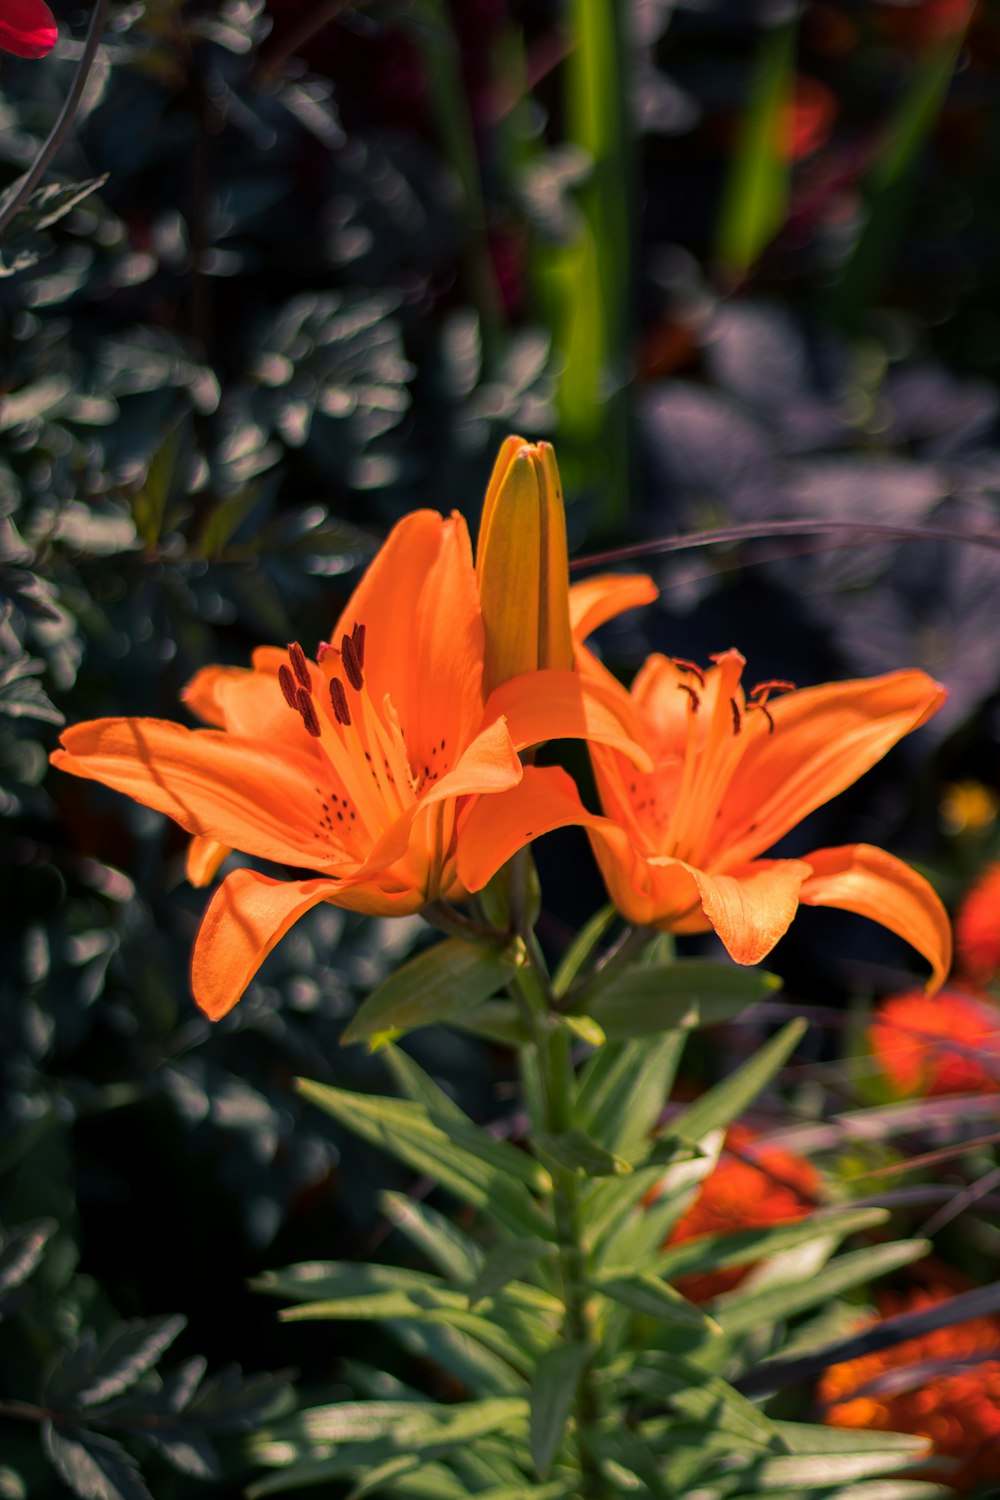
[352, 621, 366, 669]
[278, 664, 298, 709]
[288, 641, 311, 689]
[677, 683, 700, 712]
[671, 657, 706, 687]
[730, 697, 742, 735]
[297, 688, 321, 737]
[341, 633, 364, 691]
[330, 677, 352, 727]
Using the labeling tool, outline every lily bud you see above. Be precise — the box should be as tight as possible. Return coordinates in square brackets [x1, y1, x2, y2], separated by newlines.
[476, 436, 574, 697]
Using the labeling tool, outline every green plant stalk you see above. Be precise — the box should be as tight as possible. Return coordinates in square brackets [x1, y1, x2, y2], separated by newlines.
[508, 862, 605, 1496]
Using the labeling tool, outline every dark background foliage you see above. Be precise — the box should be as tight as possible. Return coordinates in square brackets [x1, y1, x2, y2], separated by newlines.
[4, 0, 1000, 1495]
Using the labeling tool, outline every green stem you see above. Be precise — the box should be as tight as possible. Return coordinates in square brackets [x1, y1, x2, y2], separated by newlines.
[507, 870, 605, 1495]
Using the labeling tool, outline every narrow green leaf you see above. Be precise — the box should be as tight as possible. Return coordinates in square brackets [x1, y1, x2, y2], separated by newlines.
[296, 1080, 550, 1237]
[529, 1342, 588, 1479]
[342, 938, 518, 1046]
[552, 904, 617, 998]
[652, 1205, 890, 1282]
[380, 1193, 483, 1283]
[597, 1272, 720, 1333]
[575, 1032, 685, 1161]
[534, 1128, 630, 1178]
[670, 1019, 806, 1147]
[717, 1240, 931, 1337]
[773, 1423, 931, 1456]
[586, 1427, 672, 1499]
[382, 1046, 467, 1122]
[467, 1240, 557, 1309]
[266, 1396, 528, 1447]
[582, 962, 780, 1039]
[714, 15, 797, 277]
[741, 1449, 933, 1488]
[624, 1353, 783, 1450]
[451, 1000, 530, 1046]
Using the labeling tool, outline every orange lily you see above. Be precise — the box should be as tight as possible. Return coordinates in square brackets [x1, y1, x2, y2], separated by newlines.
[457, 649, 952, 988]
[52, 508, 651, 1020]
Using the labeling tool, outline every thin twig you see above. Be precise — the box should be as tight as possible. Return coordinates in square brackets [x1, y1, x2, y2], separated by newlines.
[0, 0, 112, 240]
[571, 516, 1000, 572]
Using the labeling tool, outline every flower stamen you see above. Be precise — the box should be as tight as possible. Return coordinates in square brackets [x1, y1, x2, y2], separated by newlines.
[296, 688, 322, 738]
[329, 677, 352, 727]
[677, 683, 700, 712]
[730, 698, 742, 735]
[278, 664, 298, 709]
[671, 657, 706, 687]
[351, 621, 366, 668]
[341, 632, 364, 691]
[288, 641, 311, 689]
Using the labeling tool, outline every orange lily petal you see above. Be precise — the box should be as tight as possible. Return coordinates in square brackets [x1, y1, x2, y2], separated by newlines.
[684, 859, 813, 966]
[331, 510, 485, 775]
[456, 765, 600, 892]
[182, 666, 247, 727]
[186, 836, 230, 887]
[485, 669, 653, 771]
[192, 870, 342, 1019]
[800, 843, 952, 992]
[53, 719, 332, 869]
[707, 670, 947, 869]
[357, 715, 523, 879]
[569, 573, 658, 641]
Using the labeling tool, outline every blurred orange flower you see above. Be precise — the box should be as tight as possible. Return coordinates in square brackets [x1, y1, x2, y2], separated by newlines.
[820, 1285, 1000, 1492]
[869, 989, 1000, 1096]
[956, 862, 1000, 985]
[663, 1125, 821, 1303]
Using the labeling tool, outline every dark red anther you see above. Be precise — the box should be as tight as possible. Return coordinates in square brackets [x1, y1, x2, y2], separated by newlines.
[750, 679, 796, 700]
[297, 687, 322, 737]
[288, 641, 311, 689]
[671, 657, 706, 687]
[352, 621, 366, 669]
[278, 663, 298, 709]
[341, 632, 364, 692]
[677, 683, 700, 712]
[329, 677, 352, 727]
[730, 697, 742, 735]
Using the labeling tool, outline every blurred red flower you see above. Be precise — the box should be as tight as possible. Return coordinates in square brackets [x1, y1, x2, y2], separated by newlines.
[0, 0, 57, 57]
[787, 76, 838, 162]
[663, 1125, 821, 1302]
[869, 989, 1000, 1096]
[956, 862, 1000, 985]
[819, 1285, 1000, 1491]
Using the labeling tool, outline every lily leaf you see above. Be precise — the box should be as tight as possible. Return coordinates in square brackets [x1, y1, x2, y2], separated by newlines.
[342, 938, 519, 1046]
[529, 1342, 588, 1479]
[580, 961, 781, 1039]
